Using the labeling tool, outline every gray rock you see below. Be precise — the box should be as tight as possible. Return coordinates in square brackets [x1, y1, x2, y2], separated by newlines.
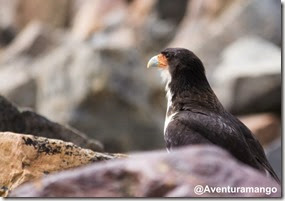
[265, 138, 282, 181]
[0, 95, 103, 151]
[34, 42, 165, 152]
[0, 63, 36, 109]
[0, 22, 66, 109]
[0, 26, 16, 47]
[9, 145, 281, 197]
[0, 21, 63, 62]
[136, 0, 188, 56]
[171, 0, 281, 69]
[212, 36, 281, 115]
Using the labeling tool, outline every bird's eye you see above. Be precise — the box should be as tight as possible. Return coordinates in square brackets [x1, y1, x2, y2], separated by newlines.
[165, 53, 171, 59]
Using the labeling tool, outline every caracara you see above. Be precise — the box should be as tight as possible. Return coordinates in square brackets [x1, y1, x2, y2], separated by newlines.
[147, 48, 280, 183]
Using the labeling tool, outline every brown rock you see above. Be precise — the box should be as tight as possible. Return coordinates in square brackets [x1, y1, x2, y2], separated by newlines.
[9, 146, 281, 197]
[0, 95, 103, 151]
[15, 0, 70, 29]
[239, 113, 281, 146]
[71, 0, 128, 40]
[0, 132, 124, 197]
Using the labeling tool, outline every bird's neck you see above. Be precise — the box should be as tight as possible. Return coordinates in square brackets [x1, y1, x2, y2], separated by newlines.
[165, 76, 224, 117]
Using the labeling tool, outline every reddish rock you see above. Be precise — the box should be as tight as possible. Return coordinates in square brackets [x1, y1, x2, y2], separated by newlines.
[9, 146, 281, 197]
[239, 113, 281, 146]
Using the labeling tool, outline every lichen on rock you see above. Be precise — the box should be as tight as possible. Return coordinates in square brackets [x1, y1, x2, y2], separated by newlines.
[0, 132, 125, 197]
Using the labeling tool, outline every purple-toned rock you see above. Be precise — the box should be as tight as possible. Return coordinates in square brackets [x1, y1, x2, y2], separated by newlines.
[9, 145, 281, 197]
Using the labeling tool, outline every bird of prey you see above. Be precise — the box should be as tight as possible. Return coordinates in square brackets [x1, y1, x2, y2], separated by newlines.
[147, 48, 280, 183]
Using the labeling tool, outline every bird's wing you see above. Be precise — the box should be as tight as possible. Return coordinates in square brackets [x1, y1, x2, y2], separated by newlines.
[235, 117, 280, 183]
[165, 110, 279, 182]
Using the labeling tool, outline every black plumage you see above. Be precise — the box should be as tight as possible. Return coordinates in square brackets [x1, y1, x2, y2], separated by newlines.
[153, 48, 280, 183]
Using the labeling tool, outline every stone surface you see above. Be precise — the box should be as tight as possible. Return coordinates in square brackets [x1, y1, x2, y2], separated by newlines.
[239, 113, 281, 146]
[0, 22, 65, 109]
[0, 0, 19, 28]
[266, 139, 282, 181]
[133, 0, 188, 56]
[34, 43, 165, 152]
[0, 26, 16, 47]
[71, 0, 128, 40]
[9, 145, 281, 197]
[15, 0, 70, 29]
[0, 22, 63, 62]
[0, 132, 124, 197]
[170, 0, 281, 69]
[212, 36, 281, 115]
[0, 20, 166, 153]
[0, 95, 103, 151]
[0, 64, 36, 109]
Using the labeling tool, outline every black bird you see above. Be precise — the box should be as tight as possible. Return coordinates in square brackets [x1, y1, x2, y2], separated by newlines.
[147, 48, 280, 183]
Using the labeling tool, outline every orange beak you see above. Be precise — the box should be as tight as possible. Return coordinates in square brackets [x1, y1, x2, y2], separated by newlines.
[147, 54, 168, 69]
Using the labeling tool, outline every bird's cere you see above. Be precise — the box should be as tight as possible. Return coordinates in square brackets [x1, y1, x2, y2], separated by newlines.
[147, 54, 168, 69]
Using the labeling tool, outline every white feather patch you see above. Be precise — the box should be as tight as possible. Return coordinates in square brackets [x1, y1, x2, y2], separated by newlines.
[164, 111, 177, 135]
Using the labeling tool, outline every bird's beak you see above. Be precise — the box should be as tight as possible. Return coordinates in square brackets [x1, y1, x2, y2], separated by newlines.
[147, 54, 168, 69]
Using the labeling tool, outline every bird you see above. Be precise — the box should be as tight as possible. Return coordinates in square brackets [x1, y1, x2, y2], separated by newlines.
[147, 47, 280, 183]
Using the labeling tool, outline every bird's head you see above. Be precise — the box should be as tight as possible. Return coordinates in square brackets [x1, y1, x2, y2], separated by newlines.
[147, 48, 207, 85]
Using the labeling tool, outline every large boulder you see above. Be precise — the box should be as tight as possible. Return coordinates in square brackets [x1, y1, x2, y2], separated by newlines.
[71, 0, 128, 41]
[0, 95, 103, 151]
[9, 145, 280, 197]
[238, 113, 281, 146]
[0, 132, 124, 197]
[170, 0, 281, 69]
[0, 22, 65, 109]
[211, 36, 281, 115]
[15, 0, 70, 30]
[34, 42, 165, 152]
[0, 20, 166, 153]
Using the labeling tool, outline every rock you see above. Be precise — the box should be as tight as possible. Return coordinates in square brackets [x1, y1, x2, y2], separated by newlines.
[35, 43, 164, 152]
[90, 27, 136, 50]
[71, 0, 128, 40]
[239, 113, 281, 146]
[0, 26, 16, 47]
[0, 95, 103, 151]
[170, 0, 281, 69]
[15, 0, 70, 29]
[266, 139, 281, 181]
[211, 36, 281, 115]
[0, 21, 165, 153]
[0, 0, 70, 32]
[0, 132, 124, 197]
[133, 0, 189, 55]
[0, 22, 68, 109]
[0, 22, 63, 62]
[0, 0, 19, 28]
[9, 145, 280, 197]
[0, 64, 36, 109]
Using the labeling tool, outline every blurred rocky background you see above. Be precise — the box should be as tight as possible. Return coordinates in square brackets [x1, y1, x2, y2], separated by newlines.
[0, 0, 281, 186]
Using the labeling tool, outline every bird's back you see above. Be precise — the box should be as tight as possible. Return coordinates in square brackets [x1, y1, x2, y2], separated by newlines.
[164, 107, 280, 183]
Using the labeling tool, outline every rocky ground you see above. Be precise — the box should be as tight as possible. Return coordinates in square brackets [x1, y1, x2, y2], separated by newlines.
[0, 0, 281, 197]
[0, 131, 125, 197]
[8, 145, 281, 197]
